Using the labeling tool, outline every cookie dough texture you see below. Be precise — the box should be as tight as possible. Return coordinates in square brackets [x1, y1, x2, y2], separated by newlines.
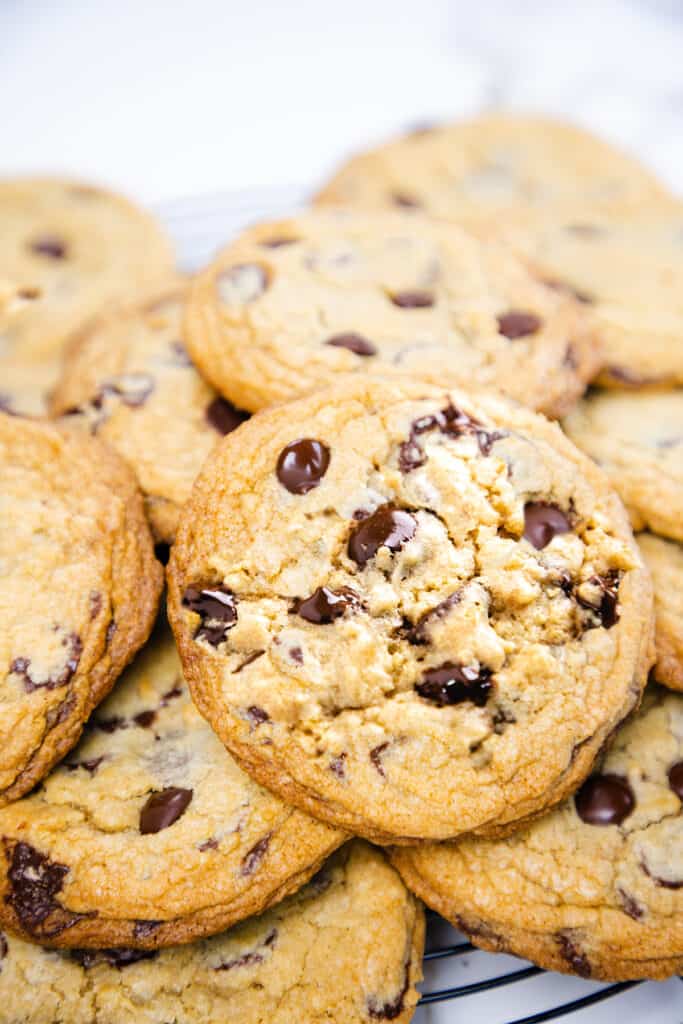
[638, 534, 683, 692]
[51, 287, 249, 543]
[392, 687, 683, 982]
[315, 114, 665, 219]
[0, 413, 162, 805]
[0, 619, 343, 948]
[168, 377, 653, 844]
[563, 389, 683, 542]
[185, 208, 599, 419]
[0, 178, 175, 415]
[0, 842, 424, 1024]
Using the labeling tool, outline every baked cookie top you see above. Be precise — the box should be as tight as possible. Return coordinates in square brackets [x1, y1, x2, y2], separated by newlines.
[167, 377, 653, 843]
[563, 389, 683, 542]
[316, 114, 665, 218]
[185, 208, 599, 419]
[0, 413, 162, 806]
[0, 178, 175, 415]
[0, 842, 424, 1024]
[638, 534, 683, 693]
[51, 287, 249, 543]
[0, 619, 343, 948]
[392, 686, 683, 982]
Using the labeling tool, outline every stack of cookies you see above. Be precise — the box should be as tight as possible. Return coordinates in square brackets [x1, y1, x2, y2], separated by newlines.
[0, 114, 681, 1022]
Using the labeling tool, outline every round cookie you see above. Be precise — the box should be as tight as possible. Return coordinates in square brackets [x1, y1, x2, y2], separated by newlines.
[185, 208, 599, 419]
[0, 618, 344, 948]
[167, 376, 654, 844]
[51, 287, 249, 543]
[391, 686, 683, 982]
[0, 413, 162, 805]
[0, 842, 424, 1024]
[638, 534, 683, 692]
[316, 114, 665, 219]
[563, 389, 683, 542]
[0, 178, 175, 415]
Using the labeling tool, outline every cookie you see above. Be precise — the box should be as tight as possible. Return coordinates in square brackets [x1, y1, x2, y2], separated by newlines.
[185, 208, 599, 419]
[0, 842, 424, 1024]
[51, 287, 249, 543]
[563, 389, 683, 542]
[0, 178, 175, 415]
[638, 534, 683, 692]
[392, 686, 683, 982]
[0, 617, 344, 948]
[167, 376, 653, 844]
[0, 413, 162, 805]
[316, 114, 665, 219]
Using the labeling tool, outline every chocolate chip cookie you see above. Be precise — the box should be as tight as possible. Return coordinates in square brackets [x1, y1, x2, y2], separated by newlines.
[392, 685, 683, 982]
[0, 178, 175, 415]
[51, 287, 249, 543]
[185, 208, 599, 419]
[638, 534, 683, 692]
[0, 413, 162, 806]
[0, 617, 343, 948]
[0, 842, 424, 1023]
[563, 389, 683, 542]
[316, 114, 665, 219]
[167, 377, 654, 844]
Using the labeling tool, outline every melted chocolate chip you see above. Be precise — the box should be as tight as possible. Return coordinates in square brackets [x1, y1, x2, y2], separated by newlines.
[497, 311, 542, 339]
[576, 572, 621, 628]
[574, 773, 635, 826]
[403, 591, 462, 645]
[668, 761, 683, 801]
[398, 402, 503, 472]
[367, 959, 411, 1020]
[3, 841, 83, 937]
[217, 264, 268, 304]
[617, 888, 643, 920]
[65, 756, 105, 776]
[235, 651, 265, 673]
[72, 948, 158, 970]
[523, 503, 571, 549]
[293, 586, 360, 624]
[246, 704, 269, 726]
[11, 633, 82, 693]
[182, 586, 238, 645]
[325, 332, 377, 356]
[348, 505, 416, 566]
[29, 235, 67, 260]
[641, 857, 683, 890]
[214, 928, 277, 971]
[95, 714, 126, 734]
[389, 290, 434, 308]
[276, 438, 330, 494]
[241, 833, 271, 876]
[133, 919, 162, 939]
[133, 709, 157, 729]
[556, 934, 591, 978]
[415, 662, 492, 707]
[139, 787, 193, 834]
[199, 838, 219, 852]
[205, 396, 249, 435]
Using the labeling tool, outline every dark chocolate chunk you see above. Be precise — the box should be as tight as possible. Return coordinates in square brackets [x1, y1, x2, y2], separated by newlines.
[288, 645, 304, 664]
[64, 756, 105, 776]
[198, 838, 219, 852]
[497, 310, 542, 339]
[576, 572, 621, 628]
[247, 705, 269, 726]
[617, 888, 643, 920]
[94, 714, 126, 734]
[415, 662, 492, 707]
[367, 959, 411, 1019]
[398, 402, 503, 471]
[668, 760, 683, 801]
[325, 332, 377, 356]
[72, 948, 158, 970]
[574, 773, 634, 826]
[241, 833, 271, 876]
[11, 633, 82, 693]
[133, 919, 162, 939]
[523, 503, 571, 549]
[389, 290, 434, 308]
[139, 787, 193, 834]
[205, 396, 249, 435]
[3, 841, 85, 937]
[214, 928, 277, 971]
[276, 438, 330, 494]
[133, 709, 157, 729]
[348, 505, 416, 566]
[293, 586, 360, 624]
[556, 933, 591, 978]
[403, 591, 462, 645]
[182, 586, 238, 646]
[29, 235, 67, 260]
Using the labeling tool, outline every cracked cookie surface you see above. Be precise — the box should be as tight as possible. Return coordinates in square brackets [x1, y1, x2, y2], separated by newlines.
[0, 841, 424, 1024]
[0, 618, 343, 948]
[0, 413, 161, 805]
[51, 287, 249, 543]
[185, 208, 599, 419]
[167, 377, 653, 843]
[638, 534, 683, 692]
[563, 389, 683, 542]
[0, 178, 175, 415]
[392, 686, 683, 982]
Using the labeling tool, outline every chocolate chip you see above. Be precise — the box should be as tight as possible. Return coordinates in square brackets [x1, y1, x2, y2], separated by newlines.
[403, 590, 462, 645]
[182, 586, 238, 646]
[348, 505, 416, 566]
[29, 235, 67, 260]
[246, 704, 269, 726]
[235, 651, 265, 673]
[72, 948, 158, 970]
[198, 838, 219, 852]
[139, 787, 193, 834]
[391, 192, 420, 209]
[640, 857, 683, 890]
[217, 264, 268, 304]
[668, 761, 683, 801]
[389, 290, 434, 308]
[497, 311, 542, 339]
[292, 586, 360, 624]
[3, 841, 81, 937]
[574, 773, 634, 826]
[288, 645, 304, 664]
[11, 633, 82, 693]
[370, 742, 389, 778]
[556, 933, 591, 978]
[133, 919, 161, 939]
[94, 714, 126, 734]
[241, 833, 271, 876]
[617, 888, 643, 920]
[576, 572, 621, 629]
[214, 928, 277, 971]
[367, 960, 411, 1019]
[205, 396, 249, 435]
[398, 402, 503, 471]
[133, 709, 157, 729]
[276, 438, 330, 494]
[64, 756, 104, 776]
[415, 662, 492, 707]
[325, 332, 377, 356]
[0, 932, 6, 964]
[154, 542, 170, 566]
[329, 753, 346, 778]
[523, 503, 571, 549]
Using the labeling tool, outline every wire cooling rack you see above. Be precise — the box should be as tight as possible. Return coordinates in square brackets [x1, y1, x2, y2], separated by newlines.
[160, 186, 682, 1024]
